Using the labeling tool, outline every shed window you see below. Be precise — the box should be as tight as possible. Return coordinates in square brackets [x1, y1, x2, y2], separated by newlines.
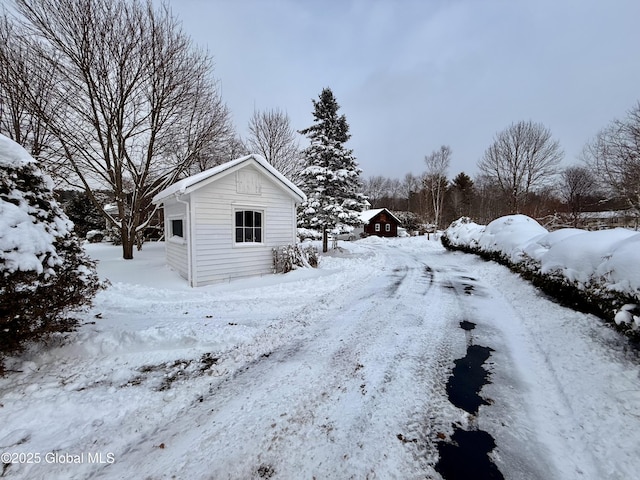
[385, 224, 391, 232]
[375, 223, 381, 232]
[235, 210, 263, 243]
[171, 219, 184, 238]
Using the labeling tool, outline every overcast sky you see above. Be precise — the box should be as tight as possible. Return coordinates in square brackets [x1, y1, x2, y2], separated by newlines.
[164, 0, 640, 180]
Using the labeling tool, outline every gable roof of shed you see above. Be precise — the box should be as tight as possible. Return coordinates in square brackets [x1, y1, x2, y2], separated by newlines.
[359, 208, 401, 224]
[152, 154, 306, 204]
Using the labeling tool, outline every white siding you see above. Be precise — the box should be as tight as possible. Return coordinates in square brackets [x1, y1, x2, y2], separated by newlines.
[162, 199, 189, 280]
[191, 164, 297, 286]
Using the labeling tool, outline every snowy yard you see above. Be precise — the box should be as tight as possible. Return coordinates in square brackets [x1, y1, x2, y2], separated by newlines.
[1, 236, 639, 479]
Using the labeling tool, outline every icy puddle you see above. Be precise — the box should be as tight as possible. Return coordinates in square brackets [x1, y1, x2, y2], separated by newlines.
[436, 320, 504, 479]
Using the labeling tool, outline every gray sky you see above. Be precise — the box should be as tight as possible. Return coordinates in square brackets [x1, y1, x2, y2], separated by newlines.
[165, 0, 640, 180]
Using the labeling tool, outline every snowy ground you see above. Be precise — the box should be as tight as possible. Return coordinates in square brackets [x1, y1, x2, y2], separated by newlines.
[1, 236, 639, 479]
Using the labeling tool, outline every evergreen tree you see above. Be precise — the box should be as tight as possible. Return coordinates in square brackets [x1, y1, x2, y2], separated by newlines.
[0, 135, 102, 373]
[57, 190, 108, 238]
[448, 172, 475, 221]
[298, 88, 366, 252]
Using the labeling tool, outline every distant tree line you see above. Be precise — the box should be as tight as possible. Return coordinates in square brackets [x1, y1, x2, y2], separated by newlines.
[361, 108, 640, 231]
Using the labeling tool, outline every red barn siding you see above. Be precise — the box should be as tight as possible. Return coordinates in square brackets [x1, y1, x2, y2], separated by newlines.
[364, 210, 399, 237]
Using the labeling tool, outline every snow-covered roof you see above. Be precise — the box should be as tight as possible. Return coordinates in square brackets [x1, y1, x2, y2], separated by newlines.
[359, 208, 401, 225]
[152, 154, 306, 204]
[581, 210, 636, 219]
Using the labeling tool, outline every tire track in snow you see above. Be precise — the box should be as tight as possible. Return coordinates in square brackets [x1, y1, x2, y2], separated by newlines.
[240, 253, 455, 479]
[94, 243, 463, 479]
[396, 257, 492, 474]
[441, 253, 605, 480]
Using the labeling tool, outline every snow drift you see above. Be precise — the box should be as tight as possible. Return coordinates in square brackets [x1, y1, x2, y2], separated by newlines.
[442, 215, 640, 333]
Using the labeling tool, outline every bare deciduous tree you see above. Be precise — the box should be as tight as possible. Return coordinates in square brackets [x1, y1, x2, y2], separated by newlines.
[0, 12, 57, 163]
[474, 174, 507, 224]
[188, 133, 246, 174]
[361, 175, 389, 208]
[246, 108, 302, 183]
[402, 173, 419, 211]
[10, 0, 233, 259]
[424, 145, 451, 229]
[386, 178, 402, 210]
[558, 166, 596, 227]
[478, 120, 563, 213]
[583, 101, 640, 217]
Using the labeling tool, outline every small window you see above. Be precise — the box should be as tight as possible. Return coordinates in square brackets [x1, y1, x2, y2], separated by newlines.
[385, 224, 391, 232]
[235, 210, 263, 243]
[171, 219, 184, 238]
[375, 223, 381, 232]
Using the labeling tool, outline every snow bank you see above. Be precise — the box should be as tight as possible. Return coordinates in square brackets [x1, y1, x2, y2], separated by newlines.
[539, 229, 638, 286]
[476, 215, 547, 263]
[443, 215, 640, 332]
[442, 217, 484, 248]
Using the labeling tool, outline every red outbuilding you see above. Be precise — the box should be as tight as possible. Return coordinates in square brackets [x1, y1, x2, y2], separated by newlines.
[360, 208, 401, 237]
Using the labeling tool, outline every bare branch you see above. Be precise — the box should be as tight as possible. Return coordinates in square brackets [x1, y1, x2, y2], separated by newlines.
[8, 0, 234, 258]
[246, 107, 302, 183]
[477, 120, 562, 213]
[583, 102, 640, 216]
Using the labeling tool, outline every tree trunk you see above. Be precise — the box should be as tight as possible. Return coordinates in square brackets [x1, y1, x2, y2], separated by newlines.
[322, 227, 328, 253]
[121, 226, 134, 260]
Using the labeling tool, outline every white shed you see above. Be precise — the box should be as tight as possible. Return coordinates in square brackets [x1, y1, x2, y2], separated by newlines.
[152, 154, 306, 286]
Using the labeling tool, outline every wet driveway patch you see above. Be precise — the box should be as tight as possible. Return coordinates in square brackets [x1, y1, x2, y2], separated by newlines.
[446, 344, 493, 415]
[435, 319, 503, 479]
[436, 426, 504, 480]
[460, 320, 476, 331]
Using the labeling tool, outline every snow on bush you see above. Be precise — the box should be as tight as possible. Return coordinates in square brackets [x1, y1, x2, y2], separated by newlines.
[86, 229, 105, 243]
[476, 214, 547, 263]
[272, 244, 319, 273]
[537, 229, 638, 287]
[440, 217, 484, 249]
[0, 135, 103, 372]
[297, 227, 322, 242]
[442, 215, 640, 336]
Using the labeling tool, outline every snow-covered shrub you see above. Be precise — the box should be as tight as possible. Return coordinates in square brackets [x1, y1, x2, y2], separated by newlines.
[614, 304, 640, 331]
[442, 215, 640, 339]
[272, 244, 318, 273]
[440, 217, 484, 251]
[105, 225, 122, 245]
[0, 135, 103, 373]
[476, 215, 547, 264]
[86, 230, 105, 243]
[297, 227, 322, 242]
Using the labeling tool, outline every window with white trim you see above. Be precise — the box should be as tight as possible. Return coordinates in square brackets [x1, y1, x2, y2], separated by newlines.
[375, 223, 381, 232]
[171, 219, 184, 238]
[385, 223, 391, 232]
[235, 210, 263, 243]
